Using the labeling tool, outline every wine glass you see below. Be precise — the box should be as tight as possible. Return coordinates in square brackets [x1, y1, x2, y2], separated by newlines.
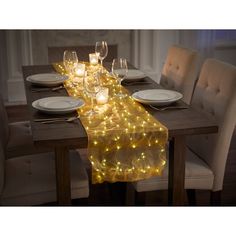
[84, 71, 101, 116]
[63, 50, 78, 76]
[112, 58, 128, 98]
[95, 41, 108, 73]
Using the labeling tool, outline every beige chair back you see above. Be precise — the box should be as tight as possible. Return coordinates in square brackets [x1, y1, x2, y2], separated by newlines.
[160, 45, 199, 104]
[187, 58, 236, 191]
[48, 44, 118, 63]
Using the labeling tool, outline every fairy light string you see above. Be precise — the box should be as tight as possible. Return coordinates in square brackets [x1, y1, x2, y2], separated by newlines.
[53, 62, 168, 184]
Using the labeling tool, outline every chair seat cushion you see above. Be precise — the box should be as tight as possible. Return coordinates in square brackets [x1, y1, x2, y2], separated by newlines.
[6, 121, 49, 158]
[1, 150, 89, 205]
[133, 148, 214, 192]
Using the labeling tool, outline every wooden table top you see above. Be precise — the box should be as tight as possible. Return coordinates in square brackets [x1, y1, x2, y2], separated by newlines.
[22, 64, 218, 148]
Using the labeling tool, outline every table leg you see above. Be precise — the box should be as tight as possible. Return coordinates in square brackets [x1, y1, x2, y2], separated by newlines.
[168, 136, 186, 206]
[108, 182, 127, 205]
[55, 146, 71, 205]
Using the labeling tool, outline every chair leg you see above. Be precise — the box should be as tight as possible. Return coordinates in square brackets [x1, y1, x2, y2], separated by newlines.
[186, 189, 196, 206]
[210, 191, 221, 206]
[135, 191, 146, 206]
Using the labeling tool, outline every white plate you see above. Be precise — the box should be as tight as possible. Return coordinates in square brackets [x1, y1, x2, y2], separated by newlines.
[132, 89, 183, 106]
[125, 69, 146, 80]
[110, 69, 146, 81]
[37, 97, 83, 110]
[32, 97, 84, 114]
[26, 73, 68, 87]
[126, 70, 146, 80]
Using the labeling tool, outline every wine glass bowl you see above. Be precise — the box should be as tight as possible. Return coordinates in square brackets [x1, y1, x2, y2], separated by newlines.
[63, 50, 78, 76]
[112, 58, 128, 97]
[84, 71, 101, 116]
[95, 41, 108, 72]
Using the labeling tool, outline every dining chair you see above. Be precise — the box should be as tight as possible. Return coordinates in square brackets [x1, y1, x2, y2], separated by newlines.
[160, 45, 199, 104]
[0, 95, 49, 159]
[132, 58, 236, 206]
[48, 44, 118, 63]
[0, 139, 89, 206]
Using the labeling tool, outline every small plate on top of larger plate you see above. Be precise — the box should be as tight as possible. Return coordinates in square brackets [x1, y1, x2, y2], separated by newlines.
[132, 89, 183, 106]
[32, 96, 84, 114]
[26, 73, 68, 87]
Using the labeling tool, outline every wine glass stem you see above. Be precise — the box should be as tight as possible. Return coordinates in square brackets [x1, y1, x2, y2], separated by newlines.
[119, 80, 122, 93]
[91, 96, 94, 112]
[100, 59, 103, 72]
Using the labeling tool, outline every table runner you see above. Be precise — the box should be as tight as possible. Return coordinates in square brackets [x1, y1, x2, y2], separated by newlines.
[54, 63, 168, 184]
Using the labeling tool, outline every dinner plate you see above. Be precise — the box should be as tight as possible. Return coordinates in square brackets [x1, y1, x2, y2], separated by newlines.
[37, 97, 83, 110]
[125, 69, 146, 80]
[111, 69, 146, 81]
[26, 73, 68, 87]
[132, 89, 183, 106]
[32, 97, 84, 114]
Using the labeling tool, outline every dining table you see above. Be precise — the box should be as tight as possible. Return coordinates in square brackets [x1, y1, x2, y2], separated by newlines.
[22, 63, 218, 206]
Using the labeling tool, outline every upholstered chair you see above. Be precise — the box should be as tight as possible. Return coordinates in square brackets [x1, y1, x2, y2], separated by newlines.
[160, 45, 199, 104]
[0, 95, 49, 158]
[48, 45, 118, 63]
[0, 140, 89, 206]
[133, 58, 236, 205]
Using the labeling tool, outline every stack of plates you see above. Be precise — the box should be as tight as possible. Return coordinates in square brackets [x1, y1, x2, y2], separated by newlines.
[32, 96, 84, 114]
[26, 73, 68, 87]
[132, 89, 183, 106]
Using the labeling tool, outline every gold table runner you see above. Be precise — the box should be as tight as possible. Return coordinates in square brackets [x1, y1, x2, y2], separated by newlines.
[54, 63, 168, 184]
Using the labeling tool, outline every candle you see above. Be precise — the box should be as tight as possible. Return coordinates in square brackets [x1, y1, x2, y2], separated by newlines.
[96, 87, 109, 105]
[75, 63, 86, 77]
[73, 76, 83, 84]
[89, 53, 99, 66]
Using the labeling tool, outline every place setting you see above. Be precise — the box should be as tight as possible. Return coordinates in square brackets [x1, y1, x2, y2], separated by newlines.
[32, 96, 85, 115]
[26, 73, 68, 92]
[131, 88, 188, 111]
[109, 68, 151, 86]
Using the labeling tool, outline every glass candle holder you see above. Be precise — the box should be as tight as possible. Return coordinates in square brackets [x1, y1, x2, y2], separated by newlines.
[73, 64, 86, 90]
[96, 87, 109, 105]
[89, 53, 99, 66]
[75, 63, 86, 77]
